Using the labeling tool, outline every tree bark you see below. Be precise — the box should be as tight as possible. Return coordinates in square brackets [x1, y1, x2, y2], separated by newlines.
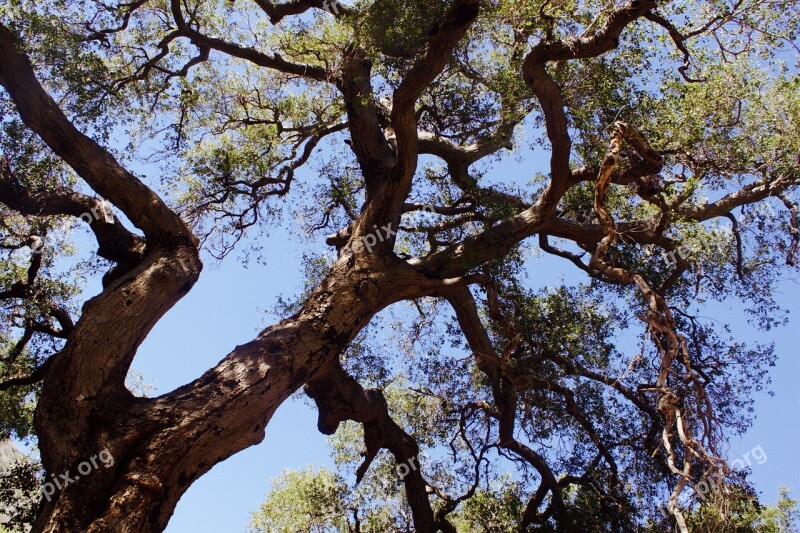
[27, 248, 448, 531]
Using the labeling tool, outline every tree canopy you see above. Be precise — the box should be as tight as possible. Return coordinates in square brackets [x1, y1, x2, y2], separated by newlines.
[0, 0, 798, 531]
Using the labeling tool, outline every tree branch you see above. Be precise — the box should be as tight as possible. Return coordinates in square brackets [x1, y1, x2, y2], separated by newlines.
[0, 24, 196, 248]
[0, 157, 145, 271]
[252, 0, 352, 24]
[0, 352, 57, 391]
[374, 0, 481, 228]
[305, 361, 441, 533]
[170, 0, 331, 83]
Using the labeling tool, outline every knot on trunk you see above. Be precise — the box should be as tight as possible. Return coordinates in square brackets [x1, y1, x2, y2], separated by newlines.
[356, 279, 379, 302]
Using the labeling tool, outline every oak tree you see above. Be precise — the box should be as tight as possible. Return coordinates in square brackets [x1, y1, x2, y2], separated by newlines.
[0, 0, 798, 531]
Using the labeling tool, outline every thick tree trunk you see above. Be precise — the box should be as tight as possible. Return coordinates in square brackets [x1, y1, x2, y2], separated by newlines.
[29, 251, 435, 532]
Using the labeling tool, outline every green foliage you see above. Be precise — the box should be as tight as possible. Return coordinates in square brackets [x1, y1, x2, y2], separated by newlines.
[0, 450, 41, 532]
[361, 0, 449, 59]
[683, 486, 800, 533]
[449, 480, 526, 532]
[249, 467, 351, 533]
[0, 370, 35, 440]
[248, 465, 400, 533]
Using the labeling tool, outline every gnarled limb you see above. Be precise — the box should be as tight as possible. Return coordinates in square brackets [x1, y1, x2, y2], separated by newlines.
[0, 25, 196, 248]
[0, 157, 145, 276]
[305, 361, 445, 533]
[589, 121, 725, 533]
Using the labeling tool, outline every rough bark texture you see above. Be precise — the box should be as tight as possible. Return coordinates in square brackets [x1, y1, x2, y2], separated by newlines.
[28, 249, 454, 532]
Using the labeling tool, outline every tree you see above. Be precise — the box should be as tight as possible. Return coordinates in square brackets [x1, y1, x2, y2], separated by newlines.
[249, 467, 355, 533]
[0, 0, 798, 531]
[0, 444, 40, 533]
[250, 462, 800, 532]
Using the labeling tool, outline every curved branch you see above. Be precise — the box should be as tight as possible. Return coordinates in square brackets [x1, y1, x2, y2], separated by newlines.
[409, 3, 659, 278]
[0, 351, 57, 391]
[82, 1, 149, 44]
[0, 157, 145, 269]
[170, 0, 331, 82]
[252, 0, 353, 24]
[724, 213, 745, 280]
[644, 10, 705, 83]
[588, 122, 721, 532]
[522, 0, 656, 186]
[2, 322, 33, 364]
[378, 0, 481, 226]
[305, 361, 441, 533]
[0, 25, 196, 248]
[531, 1, 658, 62]
[779, 193, 800, 266]
[538, 233, 601, 279]
[675, 173, 798, 221]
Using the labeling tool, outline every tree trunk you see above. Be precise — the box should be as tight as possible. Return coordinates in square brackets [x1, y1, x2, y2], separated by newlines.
[30, 251, 435, 532]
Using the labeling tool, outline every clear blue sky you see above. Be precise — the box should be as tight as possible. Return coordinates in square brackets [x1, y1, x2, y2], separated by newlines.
[113, 153, 800, 532]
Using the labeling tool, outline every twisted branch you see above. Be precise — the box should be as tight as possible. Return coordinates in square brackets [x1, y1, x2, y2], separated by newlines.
[589, 122, 727, 532]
